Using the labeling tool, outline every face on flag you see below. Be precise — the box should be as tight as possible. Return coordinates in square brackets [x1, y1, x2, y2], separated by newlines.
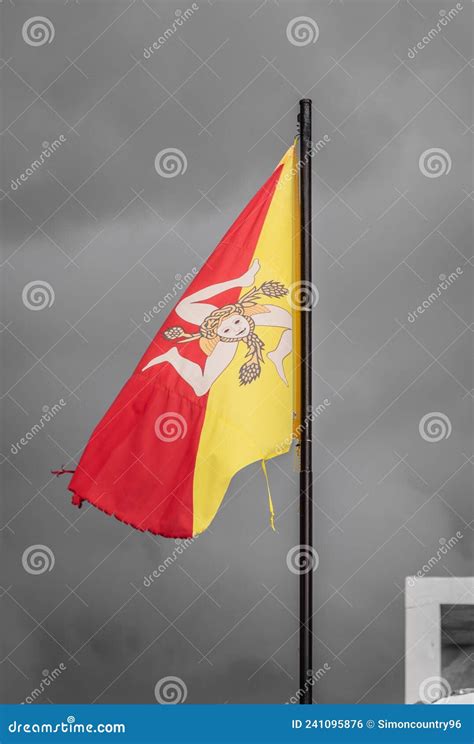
[142, 261, 291, 393]
[68, 145, 300, 538]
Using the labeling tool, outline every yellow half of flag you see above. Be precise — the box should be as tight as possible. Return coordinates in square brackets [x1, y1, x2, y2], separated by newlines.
[193, 145, 300, 534]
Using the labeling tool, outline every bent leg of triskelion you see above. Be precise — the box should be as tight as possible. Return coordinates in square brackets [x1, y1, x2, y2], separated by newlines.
[176, 260, 261, 325]
[142, 343, 238, 396]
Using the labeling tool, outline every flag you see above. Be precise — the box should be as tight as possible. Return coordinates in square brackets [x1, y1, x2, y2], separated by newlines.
[67, 145, 299, 538]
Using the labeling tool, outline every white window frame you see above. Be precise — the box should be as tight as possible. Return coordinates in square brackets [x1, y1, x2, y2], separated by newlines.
[405, 576, 474, 703]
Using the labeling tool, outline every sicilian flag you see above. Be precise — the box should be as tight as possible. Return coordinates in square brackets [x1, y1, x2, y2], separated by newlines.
[66, 145, 300, 538]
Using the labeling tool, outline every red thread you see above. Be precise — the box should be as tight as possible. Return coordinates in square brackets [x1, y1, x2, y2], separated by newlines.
[51, 467, 76, 477]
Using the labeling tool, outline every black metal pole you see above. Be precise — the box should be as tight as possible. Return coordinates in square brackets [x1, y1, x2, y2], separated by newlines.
[298, 98, 313, 704]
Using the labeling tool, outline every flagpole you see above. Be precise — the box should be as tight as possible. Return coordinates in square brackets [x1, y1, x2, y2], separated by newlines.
[298, 98, 313, 704]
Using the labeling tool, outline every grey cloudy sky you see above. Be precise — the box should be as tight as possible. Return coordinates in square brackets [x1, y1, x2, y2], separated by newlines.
[0, 0, 472, 705]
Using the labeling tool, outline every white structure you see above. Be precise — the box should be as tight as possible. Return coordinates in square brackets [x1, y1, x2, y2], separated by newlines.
[405, 576, 474, 703]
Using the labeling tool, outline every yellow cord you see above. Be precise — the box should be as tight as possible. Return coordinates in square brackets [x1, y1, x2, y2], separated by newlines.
[261, 459, 276, 532]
